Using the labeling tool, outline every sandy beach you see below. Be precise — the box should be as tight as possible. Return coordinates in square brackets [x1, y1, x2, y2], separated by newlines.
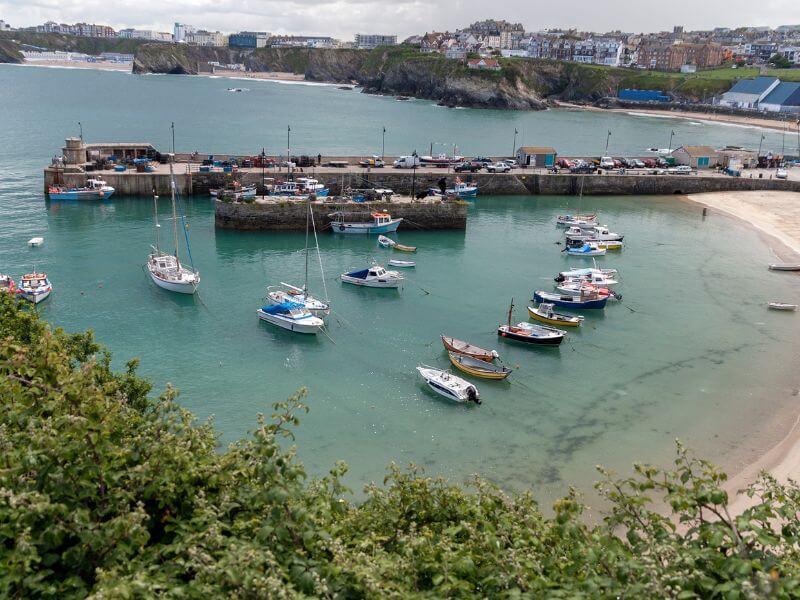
[558, 101, 800, 133]
[206, 68, 306, 82]
[685, 190, 800, 512]
[20, 59, 132, 72]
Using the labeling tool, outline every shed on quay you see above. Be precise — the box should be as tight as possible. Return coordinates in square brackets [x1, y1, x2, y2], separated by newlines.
[670, 145, 719, 169]
[516, 146, 557, 168]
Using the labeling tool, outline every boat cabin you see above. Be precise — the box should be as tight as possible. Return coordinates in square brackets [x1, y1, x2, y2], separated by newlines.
[372, 212, 393, 226]
[21, 274, 48, 289]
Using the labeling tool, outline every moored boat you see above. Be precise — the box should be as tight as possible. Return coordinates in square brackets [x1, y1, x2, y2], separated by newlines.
[17, 272, 52, 304]
[441, 335, 499, 362]
[558, 266, 618, 279]
[256, 301, 324, 334]
[212, 181, 257, 201]
[388, 259, 415, 268]
[769, 263, 800, 271]
[527, 303, 584, 327]
[555, 271, 618, 286]
[330, 212, 402, 234]
[768, 302, 798, 311]
[533, 289, 608, 310]
[564, 242, 606, 257]
[497, 299, 566, 346]
[448, 352, 512, 380]
[0, 274, 16, 294]
[555, 281, 620, 300]
[416, 365, 481, 404]
[341, 264, 403, 288]
[267, 283, 330, 316]
[556, 213, 597, 227]
[47, 178, 114, 200]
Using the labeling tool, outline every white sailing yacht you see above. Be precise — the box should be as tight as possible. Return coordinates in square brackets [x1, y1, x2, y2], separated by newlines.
[146, 157, 200, 294]
[266, 197, 330, 316]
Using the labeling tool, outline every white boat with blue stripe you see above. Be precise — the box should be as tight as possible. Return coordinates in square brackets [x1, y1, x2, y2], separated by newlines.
[257, 301, 324, 334]
[330, 212, 402, 234]
[47, 178, 114, 200]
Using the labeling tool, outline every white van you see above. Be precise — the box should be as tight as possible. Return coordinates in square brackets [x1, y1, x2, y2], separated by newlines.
[393, 155, 421, 169]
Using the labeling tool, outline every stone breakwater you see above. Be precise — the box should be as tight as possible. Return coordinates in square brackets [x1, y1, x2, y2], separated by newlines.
[45, 167, 800, 199]
[214, 199, 468, 231]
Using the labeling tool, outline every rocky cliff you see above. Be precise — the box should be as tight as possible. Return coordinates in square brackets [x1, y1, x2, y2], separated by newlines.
[0, 39, 22, 63]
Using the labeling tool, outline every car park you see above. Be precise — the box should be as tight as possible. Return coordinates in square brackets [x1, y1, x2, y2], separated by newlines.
[485, 162, 511, 173]
[599, 156, 615, 170]
[454, 161, 482, 173]
[632, 159, 645, 168]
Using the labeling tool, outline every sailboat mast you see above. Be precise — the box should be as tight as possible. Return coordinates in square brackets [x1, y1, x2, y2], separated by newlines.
[304, 196, 310, 293]
[169, 158, 180, 264]
[507, 298, 514, 327]
[153, 189, 160, 251]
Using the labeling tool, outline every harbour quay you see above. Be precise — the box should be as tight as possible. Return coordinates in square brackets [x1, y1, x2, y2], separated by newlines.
[43, 138, 800, 200]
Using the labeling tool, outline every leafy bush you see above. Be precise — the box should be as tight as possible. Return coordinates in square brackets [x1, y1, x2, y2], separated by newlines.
[1, 293, 799, 597]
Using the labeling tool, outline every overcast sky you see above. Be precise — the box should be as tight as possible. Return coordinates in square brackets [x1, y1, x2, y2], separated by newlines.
[2, 0, 800, 40]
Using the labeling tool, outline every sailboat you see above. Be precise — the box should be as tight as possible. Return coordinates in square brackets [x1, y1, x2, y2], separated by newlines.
[146, 157, 200, 294]
[266, 197, 330, 316]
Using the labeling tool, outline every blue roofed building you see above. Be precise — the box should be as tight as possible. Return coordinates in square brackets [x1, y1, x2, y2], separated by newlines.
[719, 76, 780, 109]
[759, 81, 800, 114]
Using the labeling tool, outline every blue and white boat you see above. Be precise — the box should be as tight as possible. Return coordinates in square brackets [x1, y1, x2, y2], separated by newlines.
[533, 289, 608, 310]
[17, 272, 52, 304]
[447, 181, 478, 198]
[330, 212, 402, 234]
[341, 264, 403, 288]
[269, 178, 329, 197]
[47, 178, 114, 200]
[257, 301, 324, 334]
[564, 242, 606, 257]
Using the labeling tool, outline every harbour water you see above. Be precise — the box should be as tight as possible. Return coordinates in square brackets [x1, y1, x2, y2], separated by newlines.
[2, 65, 800, 503]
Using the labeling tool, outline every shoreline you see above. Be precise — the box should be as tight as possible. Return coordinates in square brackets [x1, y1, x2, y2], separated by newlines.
[682, 190, 800, 513]
[16, 59, 132, 72]
[557, 101, 797, 133]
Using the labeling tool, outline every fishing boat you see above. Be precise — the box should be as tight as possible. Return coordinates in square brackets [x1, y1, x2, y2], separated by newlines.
[564, 242, 606, 257]
[211, 181, 257, 201]
[446, 181, 478, 198]
[533, 289, 608, 310]
[266, 198, 330, 316]
[330, 212, 402, 234]
[588, 226, 623, 241]
[768, 302, 798, 311]
[440, 335, 499, 362]
[17, 272, 52, 304]
[268, 179, 329, 197]
[556, 281, 620, 300]
[146, 159, 200, 294]
[388, 259, 415, 268]
[555, 271, 618, 286]
[296, 178, 329, 197]
[341, 264, 403, 288]
[527, 303, 584, 327]
[47, 177, 114, 200]
[420, 153, 464, 167]
[596, 240, 624, 251]
[416, 365, 481, 404]
[769, 263, 800, 271]
[448, 352, 512, 380]
[0, 274, 16, 294]
[256, 301, 324, 334]
[497, 299, 565, 346]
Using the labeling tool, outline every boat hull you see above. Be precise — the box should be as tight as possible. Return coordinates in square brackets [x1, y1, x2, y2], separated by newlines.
[256, 309, 322, 333]
[448, 353, 511, 380]
[148, 271, 198, 294]
[497, 325, 564, 346]
[440, 335, 497, 362]
[48, 189, 114, 201]
[527, 306, 582, 327]
[19, 287, 52, 304]
[340, 275, 401, 288]
[533, 291, 607, 309]
[332, 219, 402, 234]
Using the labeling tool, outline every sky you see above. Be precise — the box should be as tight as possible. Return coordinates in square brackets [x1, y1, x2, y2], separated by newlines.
[2, 0, 800, 40]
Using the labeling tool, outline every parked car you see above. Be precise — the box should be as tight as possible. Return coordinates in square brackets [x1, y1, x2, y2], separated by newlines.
[471, 156, 493, 165]
[359, 156, 385, 168]
[500, 159, 518, 169]
[571, 164, 597, 174]
[557, 158, 575, 168]
[599, 156, 615, 170]
[454, 161, 481, 173]
[485, 162, 511, 173]
[776, 168, 788, 179]
[643, 159, 657, 168]
[670, 165, 692, 174]
[632, 159, 645, 168]
[393, 155, 421, 169]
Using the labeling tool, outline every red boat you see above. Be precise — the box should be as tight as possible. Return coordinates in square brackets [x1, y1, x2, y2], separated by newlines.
[0, 274, 16, 294]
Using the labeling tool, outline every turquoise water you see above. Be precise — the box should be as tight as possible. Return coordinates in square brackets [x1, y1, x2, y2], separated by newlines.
[2, 65, 800, 503]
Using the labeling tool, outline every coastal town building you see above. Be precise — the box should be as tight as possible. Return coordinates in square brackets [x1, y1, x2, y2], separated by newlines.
[467, 58, 501, 71]
[173, 23, 196, 43]
[671, 146, 719, 169]
[228, 31, 269, 49]
[719, 76, 780, 109]
[117, 28, 172, 42]
[29, 21, 116, 37]
[716, 147, 759, 169]
[759, 82, 800, 113]
[270, 35, 336, 48]
[516, 146, 557, 168]
[0, 20, 11, 31]
[185, 30, 227, 46]
[637, 41, 723, 71]
[354, 34, 397, 49]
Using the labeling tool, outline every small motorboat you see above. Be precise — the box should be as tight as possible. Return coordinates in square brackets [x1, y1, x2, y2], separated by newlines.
[416, 365, 481, 404]
[330, 212, 402, 234]
[533, 289, 608, 310]
[47, 178, 114, 200]
[17, 272, 52, 304]
[527, 303, 584, 327]
[388, 259, 415, 268]
[564, 242, 606, 257]
[769, 264, 800, 271]
[559, 266, 618, 279]
[555, 271, 618, 286]
[556, 213, 597, 227]
[257, 301, 324, 334]
[267, 282, 330, 316]
[27, 237, 44, 247]
[555, 282, 620, 300]
[497, 299, 565, 346]
[448, 352, 512, 380]
[768, 302, 798, 311]
[441, 335, 499, 362]
[597, 240, 624, 251]
[211, 182, 257, 201]
[0, 274, 17, 294]
[341, 264, 403, 288]
[588, 226, 623, 241]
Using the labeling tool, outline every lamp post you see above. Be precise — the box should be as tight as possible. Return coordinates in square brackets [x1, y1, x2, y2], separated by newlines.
[668, 129, 675, 153]
[382, 127, 386, 161]
[287, 125, 291, 179]
[758, 133, 765, 163]
[260, 147, 266, 195]
[605, 130, 611, 154]
[171, 122, 175, 154]
[512, 128, 518, 159]
[78, 121, 83, 142]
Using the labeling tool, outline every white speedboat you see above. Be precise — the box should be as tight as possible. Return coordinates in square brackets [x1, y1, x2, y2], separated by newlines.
[416, 365, 480, 404]
[17, 272, 52, 304]
[267, 282, 330, 316]
[555, 272, 618, 286]
[257, 301, 324, 334]
[341, 264, 403, 288]
[588, 226, 623, 241]
[768, 302, 797, 311]
[559, 266, 618, 279]
[564, 242, 606, 257]
[388, 259, 415, 268]
[555, 281, 619, 300]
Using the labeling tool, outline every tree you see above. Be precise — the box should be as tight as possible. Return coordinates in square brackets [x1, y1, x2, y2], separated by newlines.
[1, 292, 800, 597]
[768, 53, 792, 69]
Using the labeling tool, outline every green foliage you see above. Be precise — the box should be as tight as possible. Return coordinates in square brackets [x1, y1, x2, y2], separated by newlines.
[0, 30, 150, 56]
[2, 293, 800, 597]
[769, 53, 793, 69]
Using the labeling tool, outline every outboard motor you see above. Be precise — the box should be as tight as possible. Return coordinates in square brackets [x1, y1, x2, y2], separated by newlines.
[467, 387, 481, 405]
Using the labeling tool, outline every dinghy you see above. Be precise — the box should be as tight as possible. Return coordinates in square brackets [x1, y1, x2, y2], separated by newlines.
[416, 365, 481, 404]
[378, 235, 417, 252]
[441, 335, 499, 362]
[330, 211, 402, 234]
[527, 303, 584, 327]
[341, 264, 403, 288]
[17, 272, 52, 304]
[27, 237, 44, 247]
[257, 301, 324, 333]
[564, 242, 606, 257]
[769, 264, 800, 271]
[556, 213, 597, 227]
[497, 299, 565, 346]
[768, 302, 798, 311]
[448, 352, 512, 380]
[388, 260, 415, 268]
[533, 289, 608, 310]
[558, 266, 618, 279]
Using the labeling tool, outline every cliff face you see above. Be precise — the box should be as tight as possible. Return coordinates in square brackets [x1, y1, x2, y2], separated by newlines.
[0, 40, 22, 63]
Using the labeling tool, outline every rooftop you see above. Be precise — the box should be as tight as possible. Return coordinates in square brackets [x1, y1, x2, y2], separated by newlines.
[675, 145, 717, 157]
[727, 76, 779, 96]
[518, 146, 557, 154]
[762, 81, 800, 106]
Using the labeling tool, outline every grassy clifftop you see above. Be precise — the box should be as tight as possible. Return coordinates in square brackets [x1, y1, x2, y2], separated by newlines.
[0, 30, 150, 56]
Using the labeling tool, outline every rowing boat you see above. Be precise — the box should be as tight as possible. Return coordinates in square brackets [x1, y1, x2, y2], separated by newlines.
[768, 302, 798, 311]
[448, 352, 512, 380]
[441, 335, 498, 362]
[769, 263, 800, 271]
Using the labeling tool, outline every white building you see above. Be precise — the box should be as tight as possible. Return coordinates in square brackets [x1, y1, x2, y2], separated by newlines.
[173, 23, 196, 43]
[779, 45, 800, 64]
[354, 34, 397, 49]
[118, 29, 173, 42]
[185, 30, 227, 46]
[0, 20, 11, 31]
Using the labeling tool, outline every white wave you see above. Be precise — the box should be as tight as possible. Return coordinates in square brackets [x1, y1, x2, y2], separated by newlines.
[626, 111, 680, 120]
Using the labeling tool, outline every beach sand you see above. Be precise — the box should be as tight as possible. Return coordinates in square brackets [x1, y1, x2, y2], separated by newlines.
[558, 102, 799, 133]
[20, 60, 132, 72]
[685, 190, 800, 513]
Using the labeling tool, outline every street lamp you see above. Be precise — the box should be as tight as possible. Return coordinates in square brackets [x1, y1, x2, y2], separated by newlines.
[382, 127, 386, 160]
[758, 133, 765, 162]
[512, 128, 518, 159]
[171, 122, 175, 154]
[668, 130, 675, 153]
[260, 147, 266, 195]
[78, 121, 83, 142]
[605, 130, 611, 154]
[287, 125, 291, 178]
